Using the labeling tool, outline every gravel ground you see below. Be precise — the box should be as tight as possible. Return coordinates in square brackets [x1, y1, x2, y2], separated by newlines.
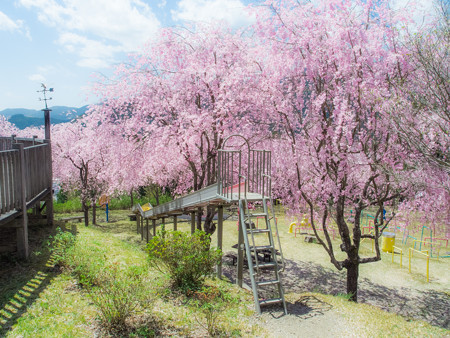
[221, 254, 450, 335]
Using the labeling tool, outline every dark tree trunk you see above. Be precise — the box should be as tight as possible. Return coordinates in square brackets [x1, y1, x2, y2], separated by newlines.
[130, 189, 134, 209]
[196, 207, 202, 230]
[346, 261, 359, 302]
[153, 189, 160, 206]
[82, 200, 89, 227]
[92, 200, 96, 225]
[203, 206, 216, 236]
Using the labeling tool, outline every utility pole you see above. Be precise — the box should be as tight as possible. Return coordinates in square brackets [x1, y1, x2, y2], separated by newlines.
[37, 83, 54, 226]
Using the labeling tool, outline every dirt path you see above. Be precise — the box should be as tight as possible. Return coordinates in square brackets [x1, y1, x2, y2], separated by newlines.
[222, 255, 450, 332]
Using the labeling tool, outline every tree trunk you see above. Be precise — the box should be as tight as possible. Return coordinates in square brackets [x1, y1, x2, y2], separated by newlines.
[130, 189, 134, 209]
[82, 200, 89, 227]
[203, 206, 216, 236]
[196, 207, 202, 230]
[346, 261, 359, 302]
[92, 200, 96, 225]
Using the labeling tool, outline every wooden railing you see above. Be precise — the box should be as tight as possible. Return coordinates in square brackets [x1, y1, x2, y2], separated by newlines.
[0, 148, 20, 214]
[0, 138, 51, 217]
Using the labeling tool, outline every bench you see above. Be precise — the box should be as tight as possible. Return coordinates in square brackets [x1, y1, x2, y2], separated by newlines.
[128, 214, 137, 221]
[61, 216, 84, 224]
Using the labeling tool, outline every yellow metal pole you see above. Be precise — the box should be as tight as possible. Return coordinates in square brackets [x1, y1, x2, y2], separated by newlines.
[409, 248, 412, 273]
[426, 255, 429, 282]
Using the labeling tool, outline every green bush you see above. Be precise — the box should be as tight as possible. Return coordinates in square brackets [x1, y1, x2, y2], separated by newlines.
[48, 227, 76, 265]
[89, 263, 148, 329]
[147, 230, 222, 292]
[54, 195, 83, 213]
[189, 286, 232, 336]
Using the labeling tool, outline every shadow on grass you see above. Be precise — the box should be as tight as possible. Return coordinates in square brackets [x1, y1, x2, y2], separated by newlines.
[0, 223, 68, 335]
[222, 258, 450, 329]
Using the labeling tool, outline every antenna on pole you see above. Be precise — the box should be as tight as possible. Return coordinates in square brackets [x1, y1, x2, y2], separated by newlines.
[37, 83, 53, 140]
[37, 83, 54, 110]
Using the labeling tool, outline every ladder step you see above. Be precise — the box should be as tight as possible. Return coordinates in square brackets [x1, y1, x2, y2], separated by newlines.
[247, 213, 267, 217]
[256, 261, 277, 268]
[259, 298, 283, 306]
[253, 245, 274, 251]
[247, 228, 270, 234]
[257, 279, 280, 286]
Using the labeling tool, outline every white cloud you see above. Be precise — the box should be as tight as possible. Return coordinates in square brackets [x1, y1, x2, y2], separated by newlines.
[0, 11, 21, 31]
[29, 74, 47, 82]
[57, 32, 122, 68]
[171, 0, 254, 27]
[19, 0, 161, 68]
[0, 10, 31, 39]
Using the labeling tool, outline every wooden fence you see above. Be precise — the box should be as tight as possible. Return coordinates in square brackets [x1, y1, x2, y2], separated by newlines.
[0, 136, 52, 258]
[0, 137, 51, 215]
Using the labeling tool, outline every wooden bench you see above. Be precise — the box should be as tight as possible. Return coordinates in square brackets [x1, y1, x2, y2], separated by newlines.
[61, 216, 84, 224]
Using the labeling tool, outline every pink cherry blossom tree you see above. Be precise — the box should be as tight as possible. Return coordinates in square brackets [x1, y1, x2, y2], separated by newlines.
[90, 23, 261, 234]
[251, 0, 420, 301]
[52, 119, 109, 226]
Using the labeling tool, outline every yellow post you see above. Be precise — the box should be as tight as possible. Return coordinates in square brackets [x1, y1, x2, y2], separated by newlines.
[288, 222, 296, 234]
[426, 255, 429, 282]
[409, 248, 412, 273]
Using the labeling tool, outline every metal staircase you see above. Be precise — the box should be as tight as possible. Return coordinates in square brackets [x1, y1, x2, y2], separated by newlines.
[239, 195, 287, 314]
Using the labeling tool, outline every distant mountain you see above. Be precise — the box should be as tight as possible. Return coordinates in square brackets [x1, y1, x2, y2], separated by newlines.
[0, 105, 89, 129]
[8, 114, 70, 129]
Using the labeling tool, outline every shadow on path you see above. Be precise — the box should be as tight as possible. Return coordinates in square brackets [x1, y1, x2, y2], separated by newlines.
[222, 257, 449, 329]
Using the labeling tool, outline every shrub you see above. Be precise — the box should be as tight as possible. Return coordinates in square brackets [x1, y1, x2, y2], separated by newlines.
[147, 230, 222, 292]
[89, 263, 148, 329]
[48, 227, 76, 265]
[190, 286, 231, 336]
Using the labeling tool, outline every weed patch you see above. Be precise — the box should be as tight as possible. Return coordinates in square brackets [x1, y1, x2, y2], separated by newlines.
[147, 229, 222, 293]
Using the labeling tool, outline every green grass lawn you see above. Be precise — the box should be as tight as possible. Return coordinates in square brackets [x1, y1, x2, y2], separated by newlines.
[0, 209, 448, 337]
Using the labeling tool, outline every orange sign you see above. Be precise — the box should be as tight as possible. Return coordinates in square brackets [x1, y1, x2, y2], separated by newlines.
[99, 194, 110, 206]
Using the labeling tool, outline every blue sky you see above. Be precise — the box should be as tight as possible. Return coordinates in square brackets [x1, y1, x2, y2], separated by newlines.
[0, 0, 255, 110]
[0, 0, 436, 111]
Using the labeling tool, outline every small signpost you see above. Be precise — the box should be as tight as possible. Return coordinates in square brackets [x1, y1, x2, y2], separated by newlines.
[99, 194, 110, 222]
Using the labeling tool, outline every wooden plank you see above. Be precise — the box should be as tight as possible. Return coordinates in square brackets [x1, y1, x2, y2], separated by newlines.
[13, 150, 20, 211]
[26, 188, 51, 210]
[13, 143, 28, 259]
[7, 151, 14, 212]
[0, 153, 5, 214]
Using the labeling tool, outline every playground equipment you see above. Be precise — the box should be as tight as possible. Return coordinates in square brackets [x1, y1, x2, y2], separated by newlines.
[418, 226, 432, 251]
[391, 246, 403, 267]
[294, 215, 311, 237]
[132, 135, 287, 314]
[288, 222, 296, 234]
